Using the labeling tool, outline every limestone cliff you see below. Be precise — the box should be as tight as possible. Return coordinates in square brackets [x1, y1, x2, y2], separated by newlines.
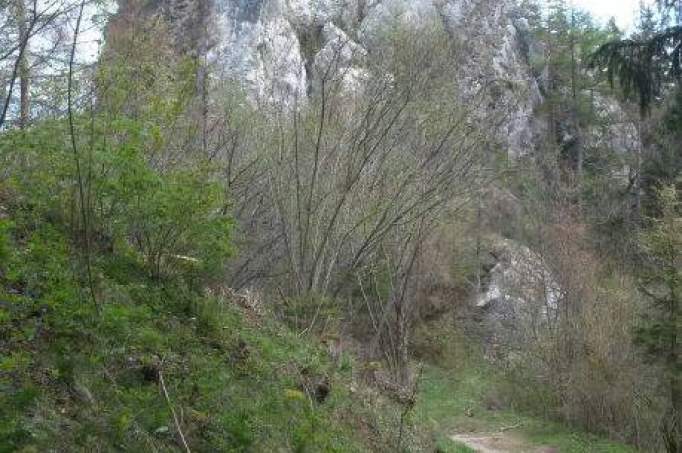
[119, 0, 543, 157]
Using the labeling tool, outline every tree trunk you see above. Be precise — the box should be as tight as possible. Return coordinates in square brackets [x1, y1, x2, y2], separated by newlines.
[15, 0, 29, 129]
[475, 193, 482, 295]
[569, 5, 584, 187]
[632, 118, 644, 225]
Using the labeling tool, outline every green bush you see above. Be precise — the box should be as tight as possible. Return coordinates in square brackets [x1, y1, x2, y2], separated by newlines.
[117, 165, 233, 280]
[0, 116, 233, 282]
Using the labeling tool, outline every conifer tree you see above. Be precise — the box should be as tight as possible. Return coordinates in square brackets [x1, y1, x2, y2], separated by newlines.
[638, 185, 682, 452]
[590, 1, 682, 113]
[537, 0, 602, 185]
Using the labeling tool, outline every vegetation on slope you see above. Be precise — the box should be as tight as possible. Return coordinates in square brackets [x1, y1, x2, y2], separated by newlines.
[0, 196, 404, 452]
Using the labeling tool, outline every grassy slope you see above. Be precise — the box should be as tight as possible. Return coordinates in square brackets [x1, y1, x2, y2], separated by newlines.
[416, 364, 637, 453]
[0, 217, 406, 452]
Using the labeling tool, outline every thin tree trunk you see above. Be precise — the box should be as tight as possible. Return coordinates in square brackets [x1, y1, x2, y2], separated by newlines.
[0, 0, 32, 129]
[67, 0, 98, 308]
[475, 191, 482, 295]
[569, 2, 583, 187]
[633, 118, 644, 224]
[15, 0, 30, 129]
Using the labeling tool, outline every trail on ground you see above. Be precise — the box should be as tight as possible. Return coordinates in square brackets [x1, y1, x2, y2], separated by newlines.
[450, 431, 556, 453]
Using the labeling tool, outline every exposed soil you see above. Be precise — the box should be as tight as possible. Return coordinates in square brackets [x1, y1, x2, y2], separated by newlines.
[450, 432, 558, 453]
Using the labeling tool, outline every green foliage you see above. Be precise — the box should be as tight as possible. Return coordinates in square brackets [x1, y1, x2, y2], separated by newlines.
[0, 11, 244, 448]
[0, 154, 392, 451]
[0, 215, 380, 451]
[0, 219, 81, 451]
[0, 117, 233, 281]
[528, 0, 618, 171]
[96, 9, 196, 121]
[114, 160, 233, 279]
[436, 438, 476, 453]
[279, 293, 341, 334]
[0, 219, 10, 263]
[637, 185, 682, 450]
[589, 25, 682, 113]
[638, 186, 682, 354]
[0, 10, 234, 282]
[642, 88, 682, 211]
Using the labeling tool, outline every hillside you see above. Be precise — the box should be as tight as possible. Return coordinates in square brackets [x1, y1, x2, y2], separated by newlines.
[0, 195, 404, 451]
[1, 0, 682, 451]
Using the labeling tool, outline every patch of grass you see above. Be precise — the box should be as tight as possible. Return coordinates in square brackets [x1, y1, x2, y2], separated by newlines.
[524, 426, 636, 453]
[417, 363, 521, 433]
[435, 435, 476, 452]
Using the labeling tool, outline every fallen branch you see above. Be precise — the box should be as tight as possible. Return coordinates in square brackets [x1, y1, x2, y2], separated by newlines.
[158, 368, 191, 453]
[499, 422, 524, 432]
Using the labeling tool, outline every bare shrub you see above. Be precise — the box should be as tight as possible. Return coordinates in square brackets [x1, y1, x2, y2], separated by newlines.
[506, 201, 664, 448]
[203, 17, 503, 385]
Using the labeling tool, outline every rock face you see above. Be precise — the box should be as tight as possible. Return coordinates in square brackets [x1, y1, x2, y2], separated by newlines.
[436, 0, 542, 158]
[128, 0, 543, 157]
[476, 237, 561, 357]
[586, 94, 641, 182]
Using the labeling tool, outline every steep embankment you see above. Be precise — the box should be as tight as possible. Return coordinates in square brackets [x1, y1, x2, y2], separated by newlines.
[0, 201, 409, 451]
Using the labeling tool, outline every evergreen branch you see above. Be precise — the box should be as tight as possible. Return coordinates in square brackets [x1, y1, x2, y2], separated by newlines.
[589, 26, 682, 114]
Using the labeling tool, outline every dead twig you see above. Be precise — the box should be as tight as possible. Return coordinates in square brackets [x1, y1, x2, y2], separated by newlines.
[499, 422, 524, 432]
[158, 366, 191, 453]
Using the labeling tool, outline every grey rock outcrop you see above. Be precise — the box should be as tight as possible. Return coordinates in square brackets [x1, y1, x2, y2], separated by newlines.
[476, 237, 561, 357]
[128, 0, 544, 157]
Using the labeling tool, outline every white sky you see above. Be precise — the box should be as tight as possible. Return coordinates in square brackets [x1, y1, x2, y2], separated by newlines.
[573, 0, 654, 31]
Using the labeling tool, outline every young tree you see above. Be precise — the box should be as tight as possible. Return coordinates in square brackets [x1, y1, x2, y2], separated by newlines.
[590, 2, 682, 221]
[637, 2, 659, 39]
[533, 1, 608, 189]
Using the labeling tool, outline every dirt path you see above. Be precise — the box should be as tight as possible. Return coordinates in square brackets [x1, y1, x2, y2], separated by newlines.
[450, 432, 557, 453]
